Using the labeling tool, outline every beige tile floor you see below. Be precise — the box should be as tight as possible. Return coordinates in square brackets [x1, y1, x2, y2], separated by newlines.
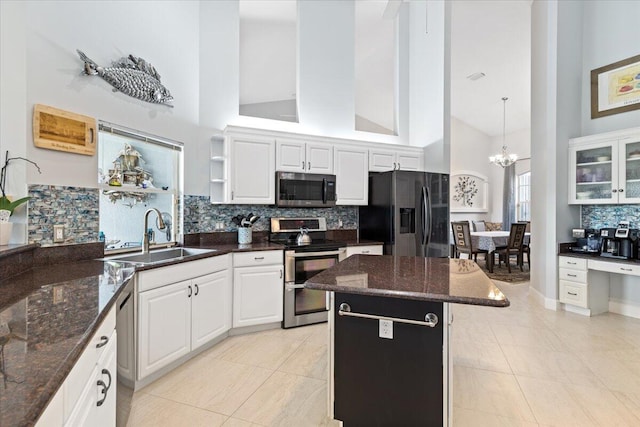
[128, 282, 640, 426]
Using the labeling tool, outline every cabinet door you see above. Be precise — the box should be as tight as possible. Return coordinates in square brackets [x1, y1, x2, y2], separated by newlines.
[233, 265, 284, 328]
[276, 140, 306, 172]
[230, 136, 276, 204]
[191, 270, 232, 351]
[64, 366, 99, 427]
[369, 148, 396, 172]
[95, 331, 117, 427]
[618, 136, 640, 204]
[569, 140, 618, 204]
[397, 151, 423, 171]
[335, 146, 368, 205]
[307, 143, 333, 174]
[138, 280, 191, 379]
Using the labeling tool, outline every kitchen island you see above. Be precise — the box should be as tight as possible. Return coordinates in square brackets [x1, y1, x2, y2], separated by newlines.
[305, 255, 509, 427]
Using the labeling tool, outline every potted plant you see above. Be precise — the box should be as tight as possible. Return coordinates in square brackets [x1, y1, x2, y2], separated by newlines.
[0, 151, 41, 245]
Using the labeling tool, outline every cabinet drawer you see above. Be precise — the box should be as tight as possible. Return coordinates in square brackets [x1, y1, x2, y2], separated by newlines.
[346, 245, 383, 257]
[559, 280, 588, 308]
[558, 257, 587, 270]
[233, 250, 283, 267]
[589, 259, 640, 276]
[559, 268, 587, 283]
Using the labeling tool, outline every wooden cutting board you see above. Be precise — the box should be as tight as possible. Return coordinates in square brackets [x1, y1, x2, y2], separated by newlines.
[33, 104, 97, 156]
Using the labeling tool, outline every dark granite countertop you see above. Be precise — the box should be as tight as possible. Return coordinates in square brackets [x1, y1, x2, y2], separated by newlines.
[558, 243, 640, 266]
[0, 259, 136, 427]
[305, 255, 509, 307]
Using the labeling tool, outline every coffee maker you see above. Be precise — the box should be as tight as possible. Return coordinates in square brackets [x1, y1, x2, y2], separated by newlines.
[570, 228, 601, 253]
[600, 221, 638, 259]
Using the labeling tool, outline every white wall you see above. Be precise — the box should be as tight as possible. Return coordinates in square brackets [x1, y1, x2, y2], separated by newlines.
[581, 1, 640, 136]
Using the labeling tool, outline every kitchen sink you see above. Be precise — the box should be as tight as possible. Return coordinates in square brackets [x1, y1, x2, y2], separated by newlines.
[104, 247, 218, 265]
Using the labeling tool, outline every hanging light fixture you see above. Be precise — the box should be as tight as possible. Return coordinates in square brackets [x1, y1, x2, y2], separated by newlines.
[489, 97, 518, 168]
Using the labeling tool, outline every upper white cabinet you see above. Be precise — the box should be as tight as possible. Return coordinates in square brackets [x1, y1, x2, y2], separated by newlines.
[569, 127, 640, 204]
[229, 134, 276, 204]
[369, 147, 423, 172]
[276, 139, 333, 174]
[334, 146, 369, 205]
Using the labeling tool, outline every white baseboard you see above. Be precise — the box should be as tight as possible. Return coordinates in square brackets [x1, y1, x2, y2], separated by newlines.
[609, 299, 640, 319]
[563, 303, 592, 317]
[529, 286, 559, 311]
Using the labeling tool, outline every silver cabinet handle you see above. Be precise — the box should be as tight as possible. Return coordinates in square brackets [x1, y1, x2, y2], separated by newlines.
[96, 336, 109, 348]
[619, 188, 624, 193]
[302, 161, 305, 170]
[96, 369, 112, 407]
[231, 191, 234, 200]
[308, 161, 311, 170]
[362, 250, 370, 254]
[254, 256, 264, 260]
[567, 261, 577, 265]
[188, 285, 192, 298]
[338, 302, 439, 328]
[568, 292, 578, 296]
[612, 189, 618, 193]
[397, 162, 401, 170]
[280, 269, 283, 279]
[194, 284, 199, 296]
[567, 274, 577, 277]
[621, 267, 633, 271]
[393, 162, 397, 170]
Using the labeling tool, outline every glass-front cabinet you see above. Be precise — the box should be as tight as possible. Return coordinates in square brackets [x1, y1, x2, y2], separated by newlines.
[569, 132, 640, 204]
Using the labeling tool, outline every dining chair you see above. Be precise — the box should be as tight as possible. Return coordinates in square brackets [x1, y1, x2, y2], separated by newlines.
[472, 220, 486, 232]
[494, 222, 528, 273]
[451, 221, 487, 262]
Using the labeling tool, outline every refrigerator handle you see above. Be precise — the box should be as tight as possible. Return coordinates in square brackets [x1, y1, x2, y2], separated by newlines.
[421, 187, 428, 245]
[425, 185, 432, 247]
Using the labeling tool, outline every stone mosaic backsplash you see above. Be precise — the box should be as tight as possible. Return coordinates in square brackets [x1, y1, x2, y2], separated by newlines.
[183, 195, 358, 234]
[581, 204, 640, 229]
[28, 185, 99, 245]
[25, 187, 357, 245]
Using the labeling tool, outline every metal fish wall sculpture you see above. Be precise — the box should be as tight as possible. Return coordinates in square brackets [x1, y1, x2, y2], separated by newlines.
[77, 50, 173, 107]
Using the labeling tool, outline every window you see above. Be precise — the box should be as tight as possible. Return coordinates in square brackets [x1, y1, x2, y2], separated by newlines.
[517, 171, 531, 221]
[98, 123, 182, 252]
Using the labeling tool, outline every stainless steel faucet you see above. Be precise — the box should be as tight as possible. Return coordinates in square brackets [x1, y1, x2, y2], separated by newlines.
[143, 208, 166, 253]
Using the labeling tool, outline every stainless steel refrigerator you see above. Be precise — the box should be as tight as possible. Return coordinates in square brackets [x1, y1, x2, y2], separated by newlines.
[359, 170, 450, 257]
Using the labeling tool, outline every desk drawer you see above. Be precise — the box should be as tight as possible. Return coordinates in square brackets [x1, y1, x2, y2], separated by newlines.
[233, 250, 282, 267]
[558, 257, 587, 270]
[559, 268, 587, 283]
[559, 280, 588, 308]
[588, 259, 640, 276]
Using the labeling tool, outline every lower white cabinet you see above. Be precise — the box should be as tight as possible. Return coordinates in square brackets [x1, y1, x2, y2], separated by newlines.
[346, 245, 383, 257]
[37, 309, 117, 427]
[233, 251, 284, 328]
[557, 256, 609, 316]
[137, 258, 232, 380]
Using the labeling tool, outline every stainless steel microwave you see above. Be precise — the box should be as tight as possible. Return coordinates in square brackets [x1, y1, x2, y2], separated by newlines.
[276, 172, 336, 207]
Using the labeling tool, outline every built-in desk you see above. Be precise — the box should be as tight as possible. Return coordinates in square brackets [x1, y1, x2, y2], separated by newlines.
[558, 253, 640, 318]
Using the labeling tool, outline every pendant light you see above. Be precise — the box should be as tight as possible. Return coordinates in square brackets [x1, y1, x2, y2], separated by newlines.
[489, 97, 518, 168]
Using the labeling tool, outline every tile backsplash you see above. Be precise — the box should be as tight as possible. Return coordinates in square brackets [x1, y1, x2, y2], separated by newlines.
[28, 185, 99, 245]
[581, 204, 640, 229]
[183, 196, 358, 234]
[26, 187, 357, 245]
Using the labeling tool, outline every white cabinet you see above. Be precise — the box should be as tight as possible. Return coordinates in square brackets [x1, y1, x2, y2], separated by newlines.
[369, 147, 423, 172]
[557, 256, 609, 316]
[569, 128, 640, 204]
[230, 135, 276, 204]
[334, 146, 369, 205]
[137, 255, 232, 379]
[233, 251, 284, 328]
[37, 309, 117, 427]
[276, 139, 333, 174]
[346, 245, 383, 257]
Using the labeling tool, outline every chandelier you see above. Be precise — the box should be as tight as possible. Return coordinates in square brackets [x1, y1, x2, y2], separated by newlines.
[489, 97, 518, 168]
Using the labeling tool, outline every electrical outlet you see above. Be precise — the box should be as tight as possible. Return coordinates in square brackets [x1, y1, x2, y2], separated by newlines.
[54, 224, 65, 243]
[379, 319, 393, 339]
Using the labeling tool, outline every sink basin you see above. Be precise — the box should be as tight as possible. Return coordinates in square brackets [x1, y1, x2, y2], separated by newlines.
[105, 247, 218, 265]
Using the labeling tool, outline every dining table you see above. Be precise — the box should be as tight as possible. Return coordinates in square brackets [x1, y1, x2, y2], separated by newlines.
[470, 231, 531, 272]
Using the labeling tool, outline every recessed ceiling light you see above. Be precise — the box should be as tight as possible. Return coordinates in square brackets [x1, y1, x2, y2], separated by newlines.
[467, 72, 486, 81]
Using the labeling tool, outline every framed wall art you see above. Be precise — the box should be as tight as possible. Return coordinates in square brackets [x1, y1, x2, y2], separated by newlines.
[591, 54, 640, 119]
[450, 171, 488, 213]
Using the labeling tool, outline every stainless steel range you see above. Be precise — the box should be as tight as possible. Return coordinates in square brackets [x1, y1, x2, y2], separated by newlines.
[270, 217, 346, 328]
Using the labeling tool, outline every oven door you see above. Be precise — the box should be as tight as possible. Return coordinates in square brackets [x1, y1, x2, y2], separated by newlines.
[284, 248, 345, 328]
